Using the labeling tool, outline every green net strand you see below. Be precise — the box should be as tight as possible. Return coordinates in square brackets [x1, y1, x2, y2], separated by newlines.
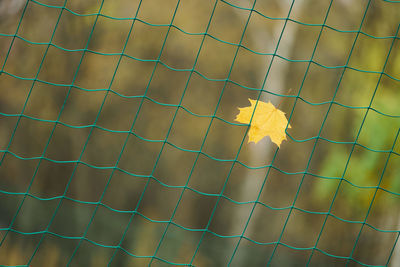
[311, 23, 400, 267]
[202, 1, 298, 266]
[0, 0, 70, 249]
[0, 0, 400, 266]
[28, 0, 137, 264]
[151, 1, 259, 265]
[121, 1, 219, 266]
[71, 0, 182, 265]
[268, 0, 372, 264]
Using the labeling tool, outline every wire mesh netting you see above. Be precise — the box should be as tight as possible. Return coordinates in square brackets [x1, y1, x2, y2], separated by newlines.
[0, 0, 400, 266]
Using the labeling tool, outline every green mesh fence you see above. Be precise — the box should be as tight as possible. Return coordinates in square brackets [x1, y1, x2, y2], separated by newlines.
[0, 0, 400, 266]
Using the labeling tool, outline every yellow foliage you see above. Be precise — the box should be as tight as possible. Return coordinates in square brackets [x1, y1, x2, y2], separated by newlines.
[235, 99, 291, 147]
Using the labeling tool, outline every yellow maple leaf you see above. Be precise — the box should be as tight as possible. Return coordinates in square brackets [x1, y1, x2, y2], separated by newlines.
[235, 98, 291, 147]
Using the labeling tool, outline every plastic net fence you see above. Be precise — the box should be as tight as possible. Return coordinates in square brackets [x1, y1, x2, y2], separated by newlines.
[0, 0, 400, 266]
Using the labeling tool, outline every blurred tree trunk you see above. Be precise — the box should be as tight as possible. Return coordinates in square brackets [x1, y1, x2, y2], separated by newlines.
[230, 0, 301, 264]
[0, 0, 25, 19]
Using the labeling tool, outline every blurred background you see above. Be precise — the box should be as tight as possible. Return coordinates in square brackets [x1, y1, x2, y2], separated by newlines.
[0, 0, 400, 266]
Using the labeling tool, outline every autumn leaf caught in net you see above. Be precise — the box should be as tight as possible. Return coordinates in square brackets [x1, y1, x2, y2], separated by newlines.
[235, 98, 291, 147]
